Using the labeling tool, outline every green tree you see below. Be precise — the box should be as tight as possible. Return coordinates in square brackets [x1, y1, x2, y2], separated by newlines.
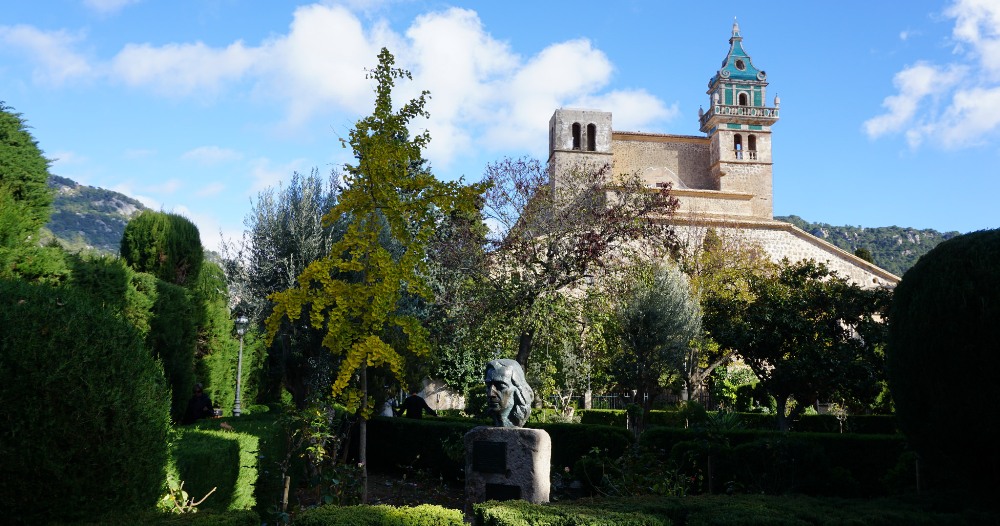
[220, 168, 344, 407]
[0, 101, 54, 247]
[705, 259, 890, 431]
[120, 210, 204, 286]
[479, 157, 679, 370]
[610, 262, 702, 428]
[681, 227, 770, 401]
[265, 48, 484, 501]
[887, 228, 1000, 492]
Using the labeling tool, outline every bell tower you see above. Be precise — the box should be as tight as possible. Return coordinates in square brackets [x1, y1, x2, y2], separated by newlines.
[699, 20, 779, 219]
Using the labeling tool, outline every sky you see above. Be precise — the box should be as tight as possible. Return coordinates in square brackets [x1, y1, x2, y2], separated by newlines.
[2, 0, 999, 253]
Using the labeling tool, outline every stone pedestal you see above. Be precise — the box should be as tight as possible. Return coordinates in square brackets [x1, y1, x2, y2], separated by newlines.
[464, 426, 550, 507]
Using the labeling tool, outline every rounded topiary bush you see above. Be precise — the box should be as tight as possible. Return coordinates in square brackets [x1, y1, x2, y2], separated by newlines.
[886, 228, 1000, 492]
[0, 279, 172, 523]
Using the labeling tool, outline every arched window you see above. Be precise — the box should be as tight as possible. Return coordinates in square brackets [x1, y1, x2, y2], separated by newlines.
[734, 134, 743, 160]
[747, 134, 757, 160]
[586, 123, 597, 151]
[572, 123, 581, 150]
[738, 92, 749, 106]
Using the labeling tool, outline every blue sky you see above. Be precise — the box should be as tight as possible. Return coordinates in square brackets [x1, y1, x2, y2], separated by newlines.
[2, 1, 999, 252]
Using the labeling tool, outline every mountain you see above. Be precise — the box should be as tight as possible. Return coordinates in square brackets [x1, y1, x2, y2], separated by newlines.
[776, 215, 962, 277]
[42, 175, 148, 254]
[38, 176, 959, 276]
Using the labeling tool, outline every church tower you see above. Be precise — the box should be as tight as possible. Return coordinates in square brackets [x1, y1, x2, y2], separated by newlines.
[547, 108, 613, 191]
[699, 20, 779, 219]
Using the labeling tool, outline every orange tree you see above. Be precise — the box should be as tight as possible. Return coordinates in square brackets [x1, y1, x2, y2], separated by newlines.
[265, 48, 485, 501]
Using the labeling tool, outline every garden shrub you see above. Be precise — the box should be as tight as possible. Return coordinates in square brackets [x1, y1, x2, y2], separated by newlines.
[580, 409, 627, 427]
[0, 245, 72, 285]
[150, 278, 199, 420]
[294, 503, 464, 526]
[172, 429, 243, 512]
[475, 499, 665, 525]
[531, 422, 634, 471]
[0, 278, 171, 524]
[641, 427, 908, 497]
[120, 210, 204, 286]
[887, 228, 1000, 493]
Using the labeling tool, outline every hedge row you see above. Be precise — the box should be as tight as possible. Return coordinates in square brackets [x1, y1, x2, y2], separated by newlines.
[359, 417, 634, 480]
[477, 493, 1000, 526]
[475, 499, 664, 526]
[579, 409, 898, 434]
[0, 278, 172, 524]
[294, 504, 464, 526]
[640, 427, 910, 497]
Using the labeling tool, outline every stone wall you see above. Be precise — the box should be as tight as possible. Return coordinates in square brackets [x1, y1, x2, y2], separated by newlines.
[611, 133, 713, 190]
[673, 218, 899, 288]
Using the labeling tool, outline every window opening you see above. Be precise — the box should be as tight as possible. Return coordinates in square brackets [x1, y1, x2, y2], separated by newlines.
[738, 92, 749, 106]
[586, 123, 597, 151]
[747, 134, 757, 160]
[734, 134, 743, 160]
[572, 123, 581, 150]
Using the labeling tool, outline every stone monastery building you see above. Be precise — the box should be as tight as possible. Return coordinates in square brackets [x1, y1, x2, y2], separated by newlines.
[548, 22, 898, 288]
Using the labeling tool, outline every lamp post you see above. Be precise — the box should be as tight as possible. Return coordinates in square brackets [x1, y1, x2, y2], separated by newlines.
[233, 315, 248, 417]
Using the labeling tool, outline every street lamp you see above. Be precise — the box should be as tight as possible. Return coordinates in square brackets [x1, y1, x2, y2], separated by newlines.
[233, 315, 249, 417]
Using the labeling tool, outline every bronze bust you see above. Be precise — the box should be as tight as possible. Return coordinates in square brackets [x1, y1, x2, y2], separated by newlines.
[484, 359, 533, 427]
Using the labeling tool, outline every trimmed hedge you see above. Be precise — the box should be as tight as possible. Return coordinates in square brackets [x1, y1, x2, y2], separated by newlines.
[640, 427, 909, 497]
[361, 418, 634, 480]
[580, 409, 898, 434]
[492, 494, 1000, 526]
[887, 228, 1000, 492]
[294, 504, 464, 526]
[0, 278, 172, 524]
[73, 509, 260, 526]
[176, 412, 287, 516]
[475, 499, 666, 526]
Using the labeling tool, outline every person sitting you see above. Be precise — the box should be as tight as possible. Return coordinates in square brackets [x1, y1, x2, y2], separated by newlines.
[395, 391, 437, 419]
[182, 383, 214, 424]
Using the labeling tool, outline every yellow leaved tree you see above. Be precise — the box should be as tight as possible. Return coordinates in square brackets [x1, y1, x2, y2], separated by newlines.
[265, 48, 485, 501]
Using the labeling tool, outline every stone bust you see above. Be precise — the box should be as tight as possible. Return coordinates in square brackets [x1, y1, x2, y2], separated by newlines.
[484, 358, 533, 427]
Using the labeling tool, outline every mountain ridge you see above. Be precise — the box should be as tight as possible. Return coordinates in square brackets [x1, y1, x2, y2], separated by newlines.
[40, 176, 959, 276]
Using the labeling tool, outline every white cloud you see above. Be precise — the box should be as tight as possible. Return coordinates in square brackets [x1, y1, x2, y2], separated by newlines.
[111, 40, 259, 97]
[0, 25, 92, 85]
[196, 182, 226, 197]
[148, 178, 183, 194]
[83, 0, 141, 15]
[863, 62, 966, 140]
[247, 157, 309, 194]
[866, 0, 1000, 149]
[19, 3, 675, 168]
[50, 150, 87, 167]
[124, 148, 157, 159]
[182, 146, 243, 165]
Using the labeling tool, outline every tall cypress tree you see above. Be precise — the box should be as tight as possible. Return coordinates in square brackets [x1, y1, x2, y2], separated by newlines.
[0, 102, 54, 247]
[120, 210, 204, 287]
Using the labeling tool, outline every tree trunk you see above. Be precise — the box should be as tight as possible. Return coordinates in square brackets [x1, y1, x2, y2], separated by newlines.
[775, 395, 789, 432]
[515, 328, 535, 368]
[359, 361, 368, 503]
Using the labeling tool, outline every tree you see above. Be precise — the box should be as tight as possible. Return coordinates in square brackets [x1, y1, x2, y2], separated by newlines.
[887, 229, 1000, 492]
[0, 101, 54, 247]
[120, 210, 204, 286]
[681, 227, 771, 401]
[265, 48, 484, 501]
[480, 157, 679, 369]
[220, 168, 344, 407]
[610, 263, 701, 428]
[705, 259, 890, 431]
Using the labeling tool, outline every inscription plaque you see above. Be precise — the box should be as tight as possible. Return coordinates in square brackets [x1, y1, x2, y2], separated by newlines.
[472, 440, 506, 474]
[485, 483, 521, 501]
